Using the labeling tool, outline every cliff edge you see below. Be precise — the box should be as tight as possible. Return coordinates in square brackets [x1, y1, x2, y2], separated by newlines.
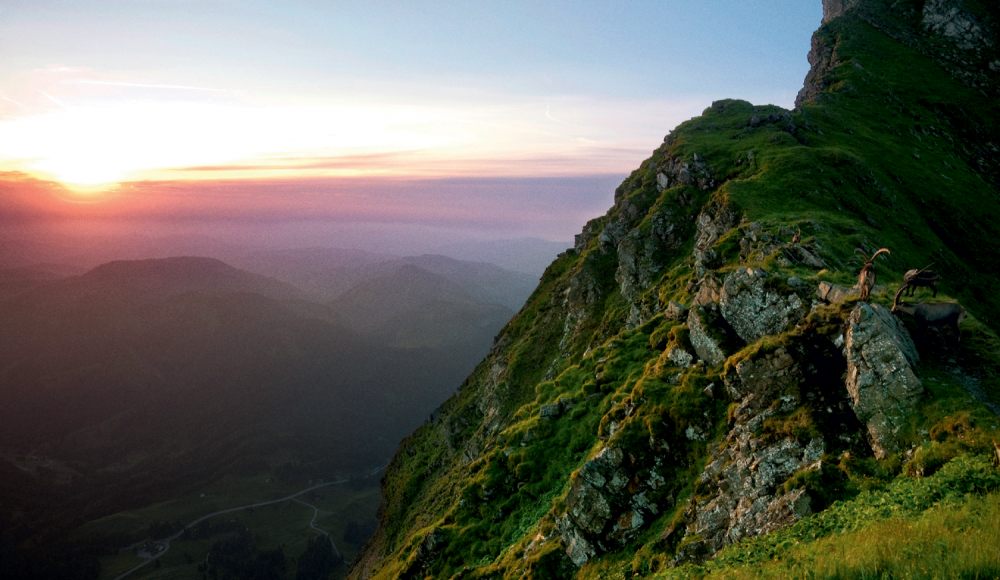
[350, 1, 1000, 578]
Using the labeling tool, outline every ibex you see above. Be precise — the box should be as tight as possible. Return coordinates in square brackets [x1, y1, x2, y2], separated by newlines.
[856, 247, 889, 301]
[900, 263, 940, 297]
[892, 290, 966, 341]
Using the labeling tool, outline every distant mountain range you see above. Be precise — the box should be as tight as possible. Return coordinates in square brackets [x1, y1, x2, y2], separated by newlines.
[0, 252, 533, 562]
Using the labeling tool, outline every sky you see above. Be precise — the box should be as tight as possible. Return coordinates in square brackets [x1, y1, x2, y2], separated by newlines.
[0, 1, 823, 244]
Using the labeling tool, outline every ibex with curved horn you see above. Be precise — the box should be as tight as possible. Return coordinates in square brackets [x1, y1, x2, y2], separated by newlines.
[856, 247, 889, 301]
[900, 263, 940, 297]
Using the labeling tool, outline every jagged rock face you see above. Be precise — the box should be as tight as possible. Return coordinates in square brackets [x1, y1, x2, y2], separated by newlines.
[599, 199, 644, 251]
[615, 207, 686, 317]
[673, 383, 823, 565]
[664, 300, 689, 321]
[687, 307, 728, 366]
[556, 444, 671, 567]
[922, 0, 993, 51]
[654, 154, 717, 194]
[574, 220, 602, 253]
[693, 203, 738, 278]
[823, 0, 860, 23]
[693, 274, 722, 307]
[669, 343, 834, 566]
[844, 302, 923, 459]
[796, 24, 842, 107]
[567, 264, 602, 319]
[719, 268, 807, 344]
[724, 347, 800, 417]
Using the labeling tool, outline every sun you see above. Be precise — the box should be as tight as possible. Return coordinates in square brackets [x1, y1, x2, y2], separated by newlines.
[0, 99, 468, 187]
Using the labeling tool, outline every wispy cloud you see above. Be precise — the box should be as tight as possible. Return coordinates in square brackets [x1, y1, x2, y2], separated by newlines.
[1, 95, 27, 108]
[70, 80, 228, 93]
[40, 92, 70, 109]
[545, 103, 567, 124]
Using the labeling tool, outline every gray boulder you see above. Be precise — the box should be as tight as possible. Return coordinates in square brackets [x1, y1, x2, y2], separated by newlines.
[783, 243, 826, 269]
[687, 308, 727, 366]
[556, 444, 667, 567]
[664, 300, 689, 321]
[666, 346, 694, 368]
[843, 303, 923, 459]
[724, 346, 800, 416]
[693, 204, 738, 278]
[815, 280, 856, 303]
[719, 268, 807, 344]
[693, 274, 723, 307]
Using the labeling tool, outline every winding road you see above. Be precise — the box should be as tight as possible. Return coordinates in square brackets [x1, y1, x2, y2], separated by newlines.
[293, 498, 341, 558]
[114, 479, 348, 580]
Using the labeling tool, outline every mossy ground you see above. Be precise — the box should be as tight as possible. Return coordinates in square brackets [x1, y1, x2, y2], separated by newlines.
[355, 4, 1000, 579]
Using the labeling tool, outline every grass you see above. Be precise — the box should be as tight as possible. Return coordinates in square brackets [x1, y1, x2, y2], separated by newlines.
[655, 455, 1000, 580]
[354, 3, 1000, 579]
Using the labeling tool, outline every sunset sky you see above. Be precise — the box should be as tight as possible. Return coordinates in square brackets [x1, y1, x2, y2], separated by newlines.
[1, 1, 821, 242]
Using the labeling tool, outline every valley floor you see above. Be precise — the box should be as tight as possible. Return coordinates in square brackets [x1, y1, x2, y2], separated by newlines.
[75, 473, 381, 580]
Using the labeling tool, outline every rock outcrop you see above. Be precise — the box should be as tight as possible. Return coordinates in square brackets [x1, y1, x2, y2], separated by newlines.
[822, 0, 860, 23]
[687, 307, 728, 366]
[672, 346, 822, 565]
[693, 202, 739, 278]
[556, 443, 672, 567]
[843, 302, 923, 458]
[922, 0, 993, 51]
[719, 268, 807, 344]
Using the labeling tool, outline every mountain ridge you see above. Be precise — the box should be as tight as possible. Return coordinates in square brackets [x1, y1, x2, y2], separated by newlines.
[349, 1, 1000, 578]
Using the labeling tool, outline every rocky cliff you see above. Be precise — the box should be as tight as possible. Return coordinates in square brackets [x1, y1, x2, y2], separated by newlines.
[349, 1, 1000, 578]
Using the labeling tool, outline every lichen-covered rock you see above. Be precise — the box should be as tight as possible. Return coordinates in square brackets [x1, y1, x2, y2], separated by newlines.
[664, 301, 689, 321]
[615, 207, 685, 302]
[844, 302, 923, 459]
[922, 0, 992, 51]
[615, 204, 688, 330]
[724, 346, 800, 415]
[555, 445, 668, 566]
[666, 346, 694, 368]
[567, 264, 602, 318]
[693, 274, 722, 307]
[670, 342, 825, 566]
[672, 395, 823, 566]
[720, 267, 807, 344]
[687, 307, 727, 366]
[654, 154, 717, 194]
[693, 202, 738, 278]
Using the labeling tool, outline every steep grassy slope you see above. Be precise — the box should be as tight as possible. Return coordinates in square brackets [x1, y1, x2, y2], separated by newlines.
[350, 2, 1000, 579]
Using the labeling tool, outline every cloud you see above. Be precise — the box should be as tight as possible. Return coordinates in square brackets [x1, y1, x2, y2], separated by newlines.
[0, 171, 620, 240]
[1, 95, 27, 109]
[70, 80, 228, 93]
[40, 92, 70, 109]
